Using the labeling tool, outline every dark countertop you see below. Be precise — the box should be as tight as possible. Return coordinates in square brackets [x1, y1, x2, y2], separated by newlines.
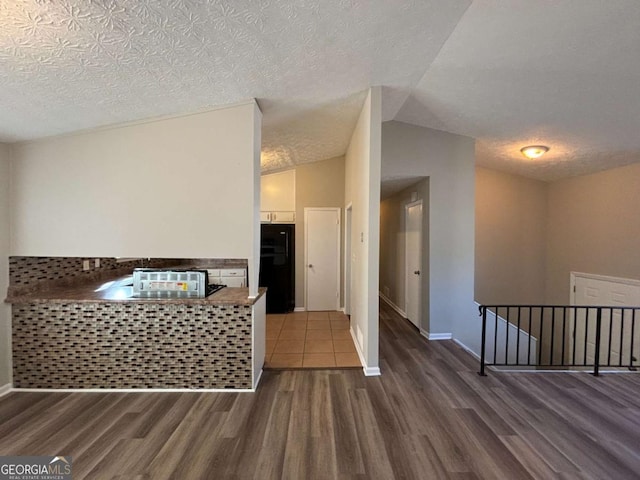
[5, 275, 266, 306]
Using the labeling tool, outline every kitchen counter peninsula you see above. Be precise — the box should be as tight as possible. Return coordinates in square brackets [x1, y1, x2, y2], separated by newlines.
[6, 273, 266, 391]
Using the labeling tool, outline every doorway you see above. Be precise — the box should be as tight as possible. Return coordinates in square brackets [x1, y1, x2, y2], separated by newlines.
[305, 207, 341, 311]
[404, 200, 422, 328]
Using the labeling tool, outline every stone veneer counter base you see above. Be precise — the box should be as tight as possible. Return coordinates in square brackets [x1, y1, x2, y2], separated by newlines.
[12, 302, 255, 389]
[6, 275, 266, 390]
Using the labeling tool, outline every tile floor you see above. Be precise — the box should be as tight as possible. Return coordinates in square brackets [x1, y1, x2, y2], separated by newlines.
[265, 311, 362, 369]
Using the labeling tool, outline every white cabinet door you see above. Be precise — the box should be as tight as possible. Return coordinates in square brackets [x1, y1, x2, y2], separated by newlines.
[271, 211, 295, 223]
[221, 276, 246, 287]
[260, 212, 271, 223]
[219, 268, 247, 287]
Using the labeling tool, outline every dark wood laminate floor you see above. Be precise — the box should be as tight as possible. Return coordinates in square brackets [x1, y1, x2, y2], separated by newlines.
[2, 301, 640, 479]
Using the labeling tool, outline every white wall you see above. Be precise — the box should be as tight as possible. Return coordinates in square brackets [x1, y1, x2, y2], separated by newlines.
[0, 143, 11, 388]
[10, 101, 262, 296]
[381, 122, 475, 347]
[345, 87, 382, 374]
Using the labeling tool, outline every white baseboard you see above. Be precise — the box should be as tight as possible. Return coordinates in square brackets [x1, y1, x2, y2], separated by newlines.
[419, 328, 452, 341]
[350, 326, 381, 376]
[253, 369, 263, 389]
[428, 332, 453, 340]
[378, 292, 406, 318]
[363, 366, 382, 376]
[0, 383, 11, 397]
[453, 338, 481, 360]
[294, 307, 306, 312]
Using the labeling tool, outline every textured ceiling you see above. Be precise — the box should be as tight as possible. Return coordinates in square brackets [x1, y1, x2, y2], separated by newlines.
[1, 1, 639, 182]
[0, 0, 470, 172]
[396, 0, 640, 181]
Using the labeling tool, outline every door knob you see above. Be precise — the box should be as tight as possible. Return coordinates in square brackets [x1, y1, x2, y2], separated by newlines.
[308, 264, 313, 268]
[414, 270, 420, 275]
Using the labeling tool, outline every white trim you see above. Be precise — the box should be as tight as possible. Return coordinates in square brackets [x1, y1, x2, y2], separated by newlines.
[344, 203, 353, 316]
[10, 387, 257, 393]
[404, 200, 423, 329]
[0, 383, 12, 397]
[294, 306, 306, 312]
[363, 366, 382, 376]
[350, 326, 381, 376]
[253, 369, 263, 390]
[419, 328, 452, 340]
[304, 207, 341, 312]
[427, 332, 453, 340]
[379, 292, 406, 318]
[453, 338, 481, 360]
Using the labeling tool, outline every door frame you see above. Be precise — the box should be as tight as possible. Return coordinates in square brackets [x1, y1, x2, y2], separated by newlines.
[404, 200, 423, 328]
[304, 207, 341, 311]
[344, 203, 353, 315]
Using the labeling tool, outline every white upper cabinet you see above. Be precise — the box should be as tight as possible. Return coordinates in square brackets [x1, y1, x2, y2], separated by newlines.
[261, 170, 295, 212]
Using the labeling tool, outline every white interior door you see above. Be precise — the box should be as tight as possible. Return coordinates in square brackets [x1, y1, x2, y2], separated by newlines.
[305, 208, 340, 311]
[405, 201, 422, 328]
[572, 273, 640, 366]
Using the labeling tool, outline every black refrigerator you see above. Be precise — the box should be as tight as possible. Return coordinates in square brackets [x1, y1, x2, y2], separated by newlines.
[259, 224, 295, 313]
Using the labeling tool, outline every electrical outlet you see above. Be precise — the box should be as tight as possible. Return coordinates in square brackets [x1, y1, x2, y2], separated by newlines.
[82, 260, 90, 271]
[94, 258, 100, 268]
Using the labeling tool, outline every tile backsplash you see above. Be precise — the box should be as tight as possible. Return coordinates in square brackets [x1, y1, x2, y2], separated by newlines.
[7, 256, 248, 296]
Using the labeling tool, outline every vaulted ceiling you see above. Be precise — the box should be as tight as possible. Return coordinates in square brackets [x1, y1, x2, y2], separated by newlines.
[1, 1, 639, 182]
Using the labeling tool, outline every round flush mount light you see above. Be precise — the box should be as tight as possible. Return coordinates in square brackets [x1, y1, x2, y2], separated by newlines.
[520, 145, 549, 159]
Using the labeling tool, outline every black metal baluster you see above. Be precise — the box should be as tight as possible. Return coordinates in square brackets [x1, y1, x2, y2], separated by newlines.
[561, 307, 567, 367]
[516, 306, 521, 366]
[619, 307, 625, 367]
[550, 307, 556, 366]
[631, 309, 637, 370]
[527, 306, 532, 366]
[479, 306, 487, 376]
[505, 307, 510, 365]
[538, 307, 544, 367]
[572, 307, 578, 366]
[594, 308, 602, 376]
[584, 308, 590, 366]
[607, 307, 614, 367]
[493, 307, 499, 365]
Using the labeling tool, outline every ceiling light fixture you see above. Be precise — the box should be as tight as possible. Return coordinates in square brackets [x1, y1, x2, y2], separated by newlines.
[520, 145, 549, 159]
